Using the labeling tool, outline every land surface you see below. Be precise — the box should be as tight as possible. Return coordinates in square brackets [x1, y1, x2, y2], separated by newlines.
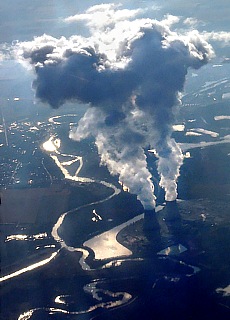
[1, 195, 230, 320]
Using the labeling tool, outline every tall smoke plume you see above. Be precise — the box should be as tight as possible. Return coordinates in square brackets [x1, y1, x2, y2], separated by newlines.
[13, 4, 214, 209]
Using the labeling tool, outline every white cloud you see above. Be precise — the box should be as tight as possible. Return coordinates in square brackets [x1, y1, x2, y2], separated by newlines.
[64, 3, 144, 31]
[202, 31, 230, 46]
[161, 14, 180, 27]
[183, 17, 199, 27]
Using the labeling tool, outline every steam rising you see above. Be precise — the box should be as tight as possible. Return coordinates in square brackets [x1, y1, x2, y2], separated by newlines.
[13, 4, 214, 209]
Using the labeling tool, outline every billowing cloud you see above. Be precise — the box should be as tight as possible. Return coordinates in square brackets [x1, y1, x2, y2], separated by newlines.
[202, 31, 230, 46]
[64, 3, 144, 29]
[183, 17, 200, 27]
[11, 4, 214, 209]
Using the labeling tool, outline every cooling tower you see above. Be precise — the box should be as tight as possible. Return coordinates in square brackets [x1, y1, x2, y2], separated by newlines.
[143, 209, 160, 231]
[164, 200, 181, 222]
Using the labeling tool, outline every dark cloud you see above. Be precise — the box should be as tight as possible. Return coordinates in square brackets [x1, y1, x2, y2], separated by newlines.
[12, 5, 214, 208]
[31, 47, 138, 108]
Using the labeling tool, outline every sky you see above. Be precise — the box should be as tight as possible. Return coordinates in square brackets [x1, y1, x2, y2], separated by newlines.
[0, 1, 229, 98]
[0, 0, 229, 101]
[0, 1, 229, 44]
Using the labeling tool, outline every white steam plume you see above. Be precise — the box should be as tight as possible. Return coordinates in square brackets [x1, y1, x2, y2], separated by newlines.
[9, 4, 214, 209]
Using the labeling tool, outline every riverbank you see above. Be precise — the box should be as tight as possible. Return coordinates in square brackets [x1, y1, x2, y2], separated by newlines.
[1, 198, 230, 319]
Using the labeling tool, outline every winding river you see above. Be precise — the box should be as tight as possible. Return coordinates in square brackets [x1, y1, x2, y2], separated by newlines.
[0, 115, 201, 319]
